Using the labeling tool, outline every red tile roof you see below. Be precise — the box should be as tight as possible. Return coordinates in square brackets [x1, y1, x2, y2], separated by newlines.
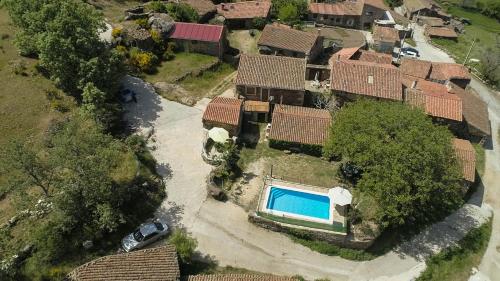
[330, 60, 403, 101]
[400, 58, 432, 79]
[426, 26, 458, 38]
[373, 25, 399, 42]
[453, 138, 476, 182]
[364, 0, 390, 10]
[330, 46, 361, 61]
[187, 275, 299, 281]
[309, 1, 364, 16]
[258, 24, 320, 54]
[170, 22, 224, 42]
[67, 246, 180, 281]
[430, 62, 471, 81]
[405, 80, 463, 121]
[356, 50, 393, 65]
[269, 105, 332, 146]
[203, 97, 243, 126]
[217, 1, 271, 19]
[235, 54, 306, 91]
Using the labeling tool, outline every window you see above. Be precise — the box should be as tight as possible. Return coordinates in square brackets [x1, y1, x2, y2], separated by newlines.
[368, 75, 374, 84]
[133, 230, 144, 242]
[347, 19, 354, 26]
[143, 232, 158, 241]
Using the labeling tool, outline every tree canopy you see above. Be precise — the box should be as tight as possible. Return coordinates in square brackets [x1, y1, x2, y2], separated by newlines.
[272, 0, 308, 24]
[324, 100, 463, 228]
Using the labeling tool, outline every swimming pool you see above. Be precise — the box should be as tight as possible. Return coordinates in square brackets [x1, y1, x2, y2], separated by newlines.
[265, 186, 331, 222]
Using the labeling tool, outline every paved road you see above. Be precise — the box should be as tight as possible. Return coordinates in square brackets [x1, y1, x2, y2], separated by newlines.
[408, 25, 500, 281]
[123, 75, 491, 280]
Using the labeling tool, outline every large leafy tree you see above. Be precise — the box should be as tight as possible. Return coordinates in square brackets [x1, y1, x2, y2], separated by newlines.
[324, 100, 463, 228]
[271, 0, 308, 23]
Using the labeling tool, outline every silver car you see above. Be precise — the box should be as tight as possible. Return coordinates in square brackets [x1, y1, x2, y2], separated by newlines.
[121, 219, 169, 252]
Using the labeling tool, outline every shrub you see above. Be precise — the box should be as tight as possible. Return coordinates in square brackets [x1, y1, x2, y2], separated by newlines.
[111, 27, 122, 38]
[268, 139, 323, 156]
[148, 1, 167, 13]
[135, 18, 149, 29]
[150, 29, 163, 44]
[168, 229, 198, 264]
[163, 42, 177, 61]
[10, 59, 27, 76]
[129, 48, 158, 73]
[252, 18, 267, 30]
[166, 3, 199, 22]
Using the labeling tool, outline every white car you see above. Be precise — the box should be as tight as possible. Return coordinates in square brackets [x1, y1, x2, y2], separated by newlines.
[121, 219, 169, 252]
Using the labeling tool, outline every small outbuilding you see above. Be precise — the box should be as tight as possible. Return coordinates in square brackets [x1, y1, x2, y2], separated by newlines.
[169, 22, 227, 58]
[453, 138, 476, 183]
[202, 97, 243, 136]
[268, 105, 332, 155]
[425, 26, 458, 40]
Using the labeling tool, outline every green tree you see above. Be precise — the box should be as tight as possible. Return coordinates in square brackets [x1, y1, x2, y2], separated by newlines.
[324, 100, 463, 228]
[271, 0, 308, 22]
[168, 229, 198, 264]
[278, 3, 299, 24]
[166, 3, 199, 22]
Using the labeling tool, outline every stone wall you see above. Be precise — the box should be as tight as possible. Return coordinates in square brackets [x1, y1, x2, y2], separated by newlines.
[248, 213, 376, 250]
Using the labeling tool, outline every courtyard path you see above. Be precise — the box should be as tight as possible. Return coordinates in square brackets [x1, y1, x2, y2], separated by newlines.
[123, 74, 492, 280]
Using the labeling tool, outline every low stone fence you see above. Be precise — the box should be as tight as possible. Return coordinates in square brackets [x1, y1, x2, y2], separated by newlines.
[248, 212, 375, 250]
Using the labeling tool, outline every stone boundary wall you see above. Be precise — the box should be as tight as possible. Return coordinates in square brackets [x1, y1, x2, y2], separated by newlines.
[248, 212, 375, 250]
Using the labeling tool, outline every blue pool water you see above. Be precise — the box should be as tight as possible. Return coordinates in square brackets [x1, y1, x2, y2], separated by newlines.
[266, 186, 330, 220]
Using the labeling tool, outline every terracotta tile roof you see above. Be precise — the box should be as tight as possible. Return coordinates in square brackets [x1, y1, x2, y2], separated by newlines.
[178, 0, 216, 16]
[258, 24, 319, 54]
[330, 46, 361, 61]
[203, 97, 243, 126]
[405, 80, 463, 121]
[426, 26, 458, 38]
[235, 54, 306, 91]
[356, 50, 393, 65]
[330, 60, 403, 101]
[373, 25, 399, 42]
[309, 1, 364, 16]
[170, 23, 224, 42]
[430, 62, 470, 81]
[67, 246, 180, 281]
[217, 1, 271, 19]
[453, 138, 476, 182]
[449, 84, 491, 136]
[404, 0, 432, 13]
[399, 58, 432, 79]
[187, 274, 299, 281]
[269, 105, 332, 146]
[244, 100, 270, 113]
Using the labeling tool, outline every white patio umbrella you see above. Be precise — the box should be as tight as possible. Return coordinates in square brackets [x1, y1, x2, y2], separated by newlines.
[208, 127, 230, 143]
[329, 187, 353, 206]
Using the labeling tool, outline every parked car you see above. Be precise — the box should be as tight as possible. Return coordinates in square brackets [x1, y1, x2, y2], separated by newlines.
[121, 219, 169, 252]
[401, 47, 420, 58]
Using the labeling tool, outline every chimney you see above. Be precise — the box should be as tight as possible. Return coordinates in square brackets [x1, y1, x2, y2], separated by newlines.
[411, 80, 417, 89]
[368, 75, 374, 84]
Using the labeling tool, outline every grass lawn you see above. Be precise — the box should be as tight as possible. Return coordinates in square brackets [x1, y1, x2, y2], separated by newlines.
[228, 30, 261, 55]
[431, 6, 500, 64]
[180, 62, 235, 98]
[88, 0, 143, 22]
[0, 8, 73, 221]
[417, 219, 492, 281]
[405, 38, 417, 47]
[143, 52, 219, 84]
[473, 143, 485, 178]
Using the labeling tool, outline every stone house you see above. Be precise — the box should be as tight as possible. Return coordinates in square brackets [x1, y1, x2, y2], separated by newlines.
[169, 22, 227, 58]
[403, 0, 439, 20]
[216, 0, 271, 29]
[399, 58, 471, 89]
[235, 54, 307, 106]
[372, 25, 399, 54]
[257, 24, 324, 63]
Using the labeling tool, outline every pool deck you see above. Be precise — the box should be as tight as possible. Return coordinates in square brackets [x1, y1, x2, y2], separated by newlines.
[257, 177, 346, 229]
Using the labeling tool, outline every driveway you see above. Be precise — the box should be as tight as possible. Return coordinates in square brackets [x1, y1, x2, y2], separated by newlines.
[404, 26, 500, 281]
[123, 75, 492, 280]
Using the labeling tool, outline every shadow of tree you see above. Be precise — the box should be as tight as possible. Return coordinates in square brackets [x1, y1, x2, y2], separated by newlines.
[123, 75, 163, 131]
[157, 162, 173, 180]
[156, 201, 185, 228]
